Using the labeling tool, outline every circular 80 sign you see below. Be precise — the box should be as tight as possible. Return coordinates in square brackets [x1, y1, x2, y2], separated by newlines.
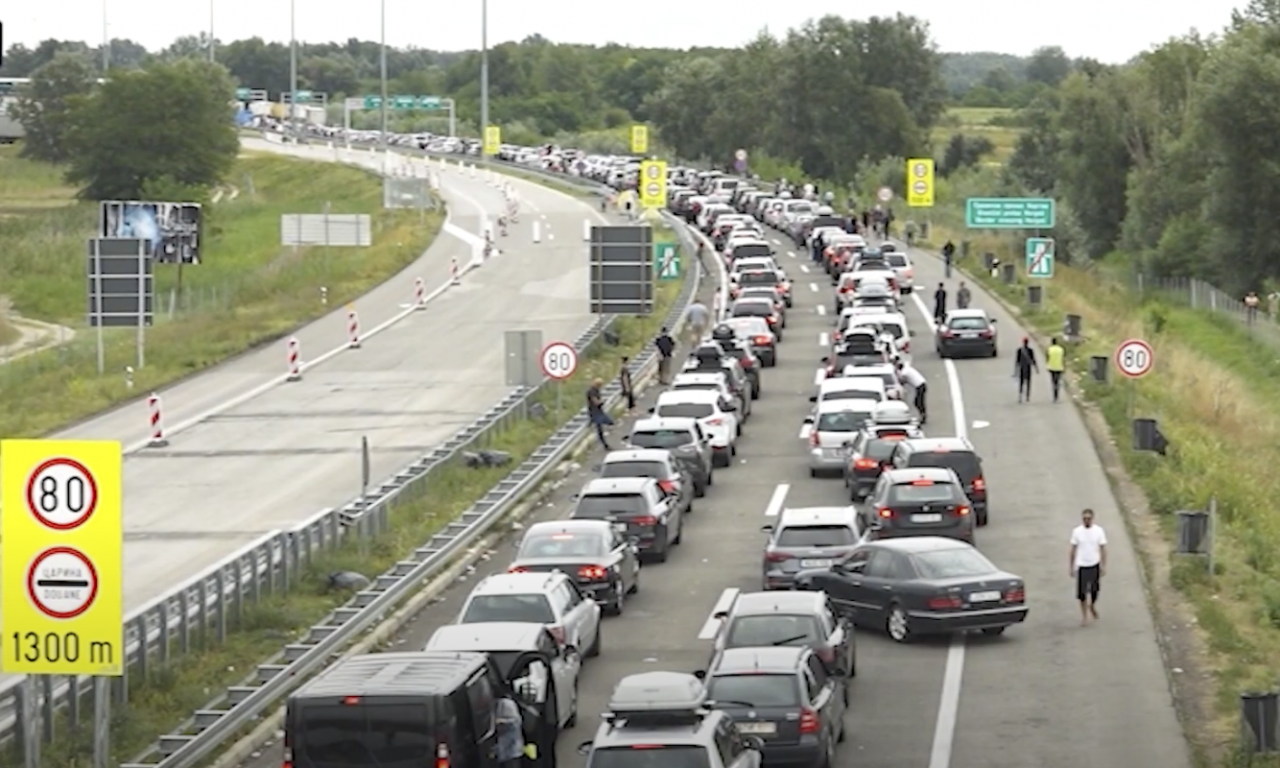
[1114, 338, 1154, 378]
[539, 341, 579, 381]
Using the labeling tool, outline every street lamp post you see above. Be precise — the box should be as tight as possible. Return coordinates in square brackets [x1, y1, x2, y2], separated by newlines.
[289, 0, 299, 141]
[101, 0, 109, 71]
[380, 0, 388, 156]
[209, 0, 215, 62]
[480, 0, 489, 142]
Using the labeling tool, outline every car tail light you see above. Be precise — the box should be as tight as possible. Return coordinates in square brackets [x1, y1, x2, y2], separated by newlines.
[809, 430, 820, 448]
[548, 625, 567, 646]
[941, 329, 955, 338]
[283, 741, 293, 768]
[854, 458, 878, 470]
[754, 335, 772, 345]
[1004, 586, 1025, 603]
[799, 708, 821, 734]
[657, 478, 677, 494]
[766, 316, 777, 325]
[740, 357, 756, 368]
[928, 595, 963, 610]
[972, 477, 986, 492]
[979, 330, 993, 338]
[508, 565, 530, 573]
[902, 341, 910, 352]
[955, 505, 971, 516]
[706, 418, 724, 427]
[877, 507, 894, 518]
[765, 550, 792, 562]
[911, 479, 935, 486]
[579, 565, 608, 580]
[435, 743, 451, 768]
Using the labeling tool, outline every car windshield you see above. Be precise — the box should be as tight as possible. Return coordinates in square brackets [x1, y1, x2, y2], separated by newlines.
[816, 411, 869, 432]
[657, 402, 714, 419]
[575, 493, 646, 517]
[587, 746, 711, 768]
[886, 253, 908, 267]
[518, 533, 608, 559]
[602, 461, 666, 480]
[911, 547, 998, 579]
[629, 429, 694, 449]
[907, 452, 980, 483]
[707, 674, 800, 707]
[461, 594, 556, 624]
[726, 615, 823, 647]
[777, 524, 857, 546]
[949, 317, 989, 331]
[733, 244, 772, 259]
[889, 482, 962, 504]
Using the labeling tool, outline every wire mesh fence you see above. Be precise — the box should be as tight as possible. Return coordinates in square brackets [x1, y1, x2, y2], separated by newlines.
[1122, 272, 1280, 351]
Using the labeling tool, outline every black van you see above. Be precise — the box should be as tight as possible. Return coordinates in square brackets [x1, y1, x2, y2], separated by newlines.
[285, 652, 557, 768]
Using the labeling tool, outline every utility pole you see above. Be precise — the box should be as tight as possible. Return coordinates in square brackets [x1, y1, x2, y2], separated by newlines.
[101, 0, 109, 71]
[209, 0, 215, 62]
[289, 0, 299, 142]
[480, 0, 489, 141]
[380, 0, 389, 155]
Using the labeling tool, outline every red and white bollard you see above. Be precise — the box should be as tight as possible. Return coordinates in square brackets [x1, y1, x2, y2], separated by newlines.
[147, 392, 169, 448]
[286, 336, 302, 381]
[347, 306, 361, 349]
[450, 258, 461, 286]
[414, 277, 427, 309]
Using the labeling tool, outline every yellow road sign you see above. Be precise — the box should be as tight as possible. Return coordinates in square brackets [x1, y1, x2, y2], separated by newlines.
[1, 440, 123, 675]
[483, 125, 501, 156]
[638, 160, 668, 209]
[630, 124, 649, 155]
[906, 158, 935, 207]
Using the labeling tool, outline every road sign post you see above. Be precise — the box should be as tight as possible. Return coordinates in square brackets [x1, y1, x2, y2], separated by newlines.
[655, 242, 681, 280]
[1025, 237, 1055, 278]
[906, 159, 934, 207]
[540, 341, 579, 417]
[630, 124, 649, 154]
[639, 160, 668, 209]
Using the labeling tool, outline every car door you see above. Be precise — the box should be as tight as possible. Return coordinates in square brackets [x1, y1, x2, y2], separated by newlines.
[609, 526, 640, 591]
[805, 653, 845, 729]
[810, 550, 870, 617]
[716, 396, 740, 438]
[859, 549, 902, 617]
[537, 630, 577, 729]
[561, 580, 599, 652]
[819, 598, 853, 677]
[649, 483, 679, 543]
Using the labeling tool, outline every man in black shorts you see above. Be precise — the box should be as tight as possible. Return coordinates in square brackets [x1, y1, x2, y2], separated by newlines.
[1069, 508, 1108, 625]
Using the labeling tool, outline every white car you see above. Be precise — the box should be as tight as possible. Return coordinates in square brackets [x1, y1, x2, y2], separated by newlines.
[843, 362, 905, 400]
[812, 376, 888, 405]
[653, 389, 740, 467]
[456, 571, 603, 657]
[424, 622, 581, 730]
[731, 256, 784, 280]
[885, 250, 915, 294]
[848, 312, 912, 359]
[671, 372, 750, 419]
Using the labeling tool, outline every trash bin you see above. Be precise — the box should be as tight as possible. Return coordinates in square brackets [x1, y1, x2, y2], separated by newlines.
[982, 252, 995, 271]
[1241, 691, 1280, 753]
[1090, 355, 1108, 382]
[1027, 285, 1043, 306]
[962, 240, 971, 258]
[1133, 418, 1160, 452]
[1001, 263, 1016, 284]
[1176, 510, 1209, 554]
[1065, 314, 1082, 337]
[919, 221, 930, 240]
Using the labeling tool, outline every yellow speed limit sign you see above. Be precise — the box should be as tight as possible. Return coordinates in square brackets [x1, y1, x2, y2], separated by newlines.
[483, 125, 501, 156]
[638, 160, 668, 209]
[630, 124, 649, 154]
[906, 158, 935, 207]
[1, 439, 123, 675]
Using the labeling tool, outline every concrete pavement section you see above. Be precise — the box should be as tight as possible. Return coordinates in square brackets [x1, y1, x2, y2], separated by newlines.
[233, 225, 1190, 768]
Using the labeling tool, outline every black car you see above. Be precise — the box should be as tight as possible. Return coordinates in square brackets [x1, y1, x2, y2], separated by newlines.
[865, 467, 975, 544]
[508, 519, 641, 614]
[626, 417, 714, 495]
[794, 537, 1028, 643]
[842, 432, 903, 501]
[711, 590, 857, 684]
[730, 298, 784, 341]
[890, 437, 989, 526]
[936, 309, 998, 358]
[822, 341, 888, 379]
[699, 647, 846, 766]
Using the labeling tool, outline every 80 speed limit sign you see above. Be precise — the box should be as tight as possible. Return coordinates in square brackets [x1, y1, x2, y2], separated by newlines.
[539, 341, 579, 381]
[1114, 338, 1154, 378]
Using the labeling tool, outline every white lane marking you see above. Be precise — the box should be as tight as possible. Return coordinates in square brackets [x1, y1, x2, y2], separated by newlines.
[809, 283, 819, 293]
[819, 332, 829, 347]
[764, 483, 790, 517]
[813, 367, 825, 386]
[787, 251, 796, 259]
[973, 419, 990, 429]
[816, 304, 827, 316]
[799, 423, 812, 440]
[698, 588, 741, 640]
[908, 289, 969, 768]
[800, 264, 810, 273]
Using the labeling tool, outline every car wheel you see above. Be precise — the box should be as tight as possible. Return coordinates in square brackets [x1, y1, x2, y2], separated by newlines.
[713, 452, 729, 468]
[730, 443, 738, 457]
[736, 422, 743, 437]
[809, 468, 819, 478]
[608, 587, 625, 617]
[694, 480, 706, 498]
[706, 469, 715, 486]
[752, 385, 762, 399]
[982, 626, 1007, 636]
[938, 347, 949, 359]
[886, 604, 913, 643]
[673, 521, 683, 545]
[991, 346, 999, 357]
[652, 544, 669, 563]
[587, 625, 602, 657]
[977, 508, 989, 527]
[628, 568, 640, 594]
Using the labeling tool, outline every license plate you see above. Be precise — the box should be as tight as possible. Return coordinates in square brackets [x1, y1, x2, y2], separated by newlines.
[737, 722, 777, 735]
[962, 332, 979, 338]
[801, 559, 834, 568]
[969, 591, 1001, 602]
[911, 513, 943, 523]
[823, 448, 843, 458]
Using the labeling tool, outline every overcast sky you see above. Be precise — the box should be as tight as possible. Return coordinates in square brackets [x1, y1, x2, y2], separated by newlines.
[6, 1, 1237, 64]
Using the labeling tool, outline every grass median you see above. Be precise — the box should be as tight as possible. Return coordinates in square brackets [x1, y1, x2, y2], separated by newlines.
[0, 145, 443, 439]
[924, 218, 1280, 767]
[23, 252, 689, 768]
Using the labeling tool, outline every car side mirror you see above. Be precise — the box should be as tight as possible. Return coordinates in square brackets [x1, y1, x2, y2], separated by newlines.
[577, 741, 594, 756]
[990, 318, 998, 323]
[760, 524, 774, 532]
[692, 670, 707, 681]
[802, 416, 814, 424]
[647, 406, 656, 414]
[808, 395, 817, 402]
[820, 356, 829, 364]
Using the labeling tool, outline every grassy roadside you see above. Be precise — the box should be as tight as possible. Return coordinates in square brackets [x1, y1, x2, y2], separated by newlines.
[0, 146, 443, 438]
[925, 216, 1280, 766]
[0, 316, 17, 348]
[24, 245, 690, 768]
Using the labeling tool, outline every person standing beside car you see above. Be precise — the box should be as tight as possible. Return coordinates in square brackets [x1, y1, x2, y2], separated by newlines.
[494, 695, 525, 768]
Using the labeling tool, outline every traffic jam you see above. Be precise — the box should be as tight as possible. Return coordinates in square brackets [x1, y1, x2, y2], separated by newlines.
[279, 154, 1031, 768]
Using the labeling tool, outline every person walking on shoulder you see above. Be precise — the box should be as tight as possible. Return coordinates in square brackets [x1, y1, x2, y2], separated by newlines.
[1046, 337, 1066, 402]
[956, 281, 972, 310]
[1014, 337, 1038, 403]
[586, 378, 614, 451]
[932, 282, 947, 325]
[685, 300, 710, 346]
[494, 695, 525, 768]
[1069, 508, 1107, 625]
[655, 328, 675, 384]
[619, 357, 635, 413]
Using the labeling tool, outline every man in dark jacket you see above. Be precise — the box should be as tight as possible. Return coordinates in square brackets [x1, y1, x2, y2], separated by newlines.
[1015, 338, 1040, 403]
[933, 282, 948, 324]
[655, 328, 676, 384]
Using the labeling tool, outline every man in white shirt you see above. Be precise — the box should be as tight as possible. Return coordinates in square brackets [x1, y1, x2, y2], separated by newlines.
[1069, 508, 1108, 625]
[896, 361, 928, 425]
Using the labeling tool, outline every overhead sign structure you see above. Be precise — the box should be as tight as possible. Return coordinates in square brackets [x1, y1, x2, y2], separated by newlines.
[655, 242, 681, 280]
[905, 159, 934, 207]
[87, 238, 153, 328]
[539, 342, 579, 381]
[638, 160, 668, 209]
[1, 440, 123, 675]
[1114, 339, 1154, 379]
[966, 198, 1056, 229]
[364, 95, 444, 110]
[877, 186, 893, 203]
[483, 125, 501, 156]
[630, 124, 649, 155]
[590, 225, 655, 315]
[1025, 237, 1055, 278]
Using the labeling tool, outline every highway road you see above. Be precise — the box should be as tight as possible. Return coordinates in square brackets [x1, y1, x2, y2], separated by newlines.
[30, 139, 606, 614]
[237, 221, 1192, 768]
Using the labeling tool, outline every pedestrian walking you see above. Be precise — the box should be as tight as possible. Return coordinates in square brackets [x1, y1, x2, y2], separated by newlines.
[494, 695, 525, 768]
[1245, 291, 1260, 325]
[619, 356, 635, 413]
[1046, 337, 1066, 402]
[942, 240, 956, 278]
[655, 328, 676, 384]
[956, 281, 972, 310]
[1014, 337, 1039, 402]
[897, 361, 928, 425]
[1069, 508, 1108, 625]
[933, 282, 948, 325]
[685, 300, 710, 346]
[586, 377, 613, 450]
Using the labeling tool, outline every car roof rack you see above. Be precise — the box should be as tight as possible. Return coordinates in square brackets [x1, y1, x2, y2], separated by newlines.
[603, 672, 712, 727]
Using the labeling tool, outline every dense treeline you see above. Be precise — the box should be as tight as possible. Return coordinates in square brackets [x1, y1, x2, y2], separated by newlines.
[1000, 0, 1280, 292]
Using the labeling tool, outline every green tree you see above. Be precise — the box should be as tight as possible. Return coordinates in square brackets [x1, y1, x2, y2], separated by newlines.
[63, 59, 239, 200]
[1026, 46, 1072, 86]
[8, 51, 98, 163]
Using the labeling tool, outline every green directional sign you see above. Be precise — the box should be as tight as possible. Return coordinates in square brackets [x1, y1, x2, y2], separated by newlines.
[965, 197, 1055, 229]
[392, 95, 416, 109]
[655, 243, 681, 280]
[1025, 237, 1055, 278]
[294, 90, 313, 103]
[235, 87, 252, 100]
[418, 96, 442, 109]
[363, 95, 383, 109]
[365, 95, 445, 110]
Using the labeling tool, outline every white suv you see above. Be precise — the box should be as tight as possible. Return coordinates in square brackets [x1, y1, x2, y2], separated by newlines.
[653, 389, 741, 467]
[456, 572, 603, 657]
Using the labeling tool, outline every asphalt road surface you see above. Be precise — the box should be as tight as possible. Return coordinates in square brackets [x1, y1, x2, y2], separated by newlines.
[39, 139, 604, 614]
[235, 220, 1191, 768]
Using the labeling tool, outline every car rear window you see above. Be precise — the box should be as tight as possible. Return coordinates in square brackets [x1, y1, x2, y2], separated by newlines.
[887, 254, 908, 267]
[602, 461, 666, 480]
[911, 548, 998, 579]
[857, 322, 904, 339]
[907, 451, 980, 482]
[864, 439, 900, 460]
[739, 272, 779, 286]
[733, 244, 772, 259]
[889, 482, 963, 504]
[823, 390, 878, 403]
[726, 615, 823, 647]
[949, 317, 989, 331]
[461, 593, 556, 624]
[518, 532, 607, 559]
[657, 402, 714, 419]
[296, 703, 434, 768]
[629, 429, 694, 449]
[732, 303, 771, 317]
[588, 746, 711, 768]
[707, 674, 800, 707]
[816, 411, 869, 432]
[576, 493, 646, 517]
[777, 524, 857, 547]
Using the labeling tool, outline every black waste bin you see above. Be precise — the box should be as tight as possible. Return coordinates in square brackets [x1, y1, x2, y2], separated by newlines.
[962, 240, 971, 258]
[1176, 510, 1209, 554]
[1241, 691, 1280, 753]
[1133, 418, 1160, 451]
[1065, 314, 1082, 337]
[1027, 285, 1043, 305]
[1090, 355, 1108, 382]
[983, 252, 995, 271]
[1001, 263, 1016, 284]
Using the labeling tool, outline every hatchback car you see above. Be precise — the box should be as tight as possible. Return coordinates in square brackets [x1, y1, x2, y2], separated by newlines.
[843, 432, 906, 501]
[672, 371, 751, 421]
[730, 298, 785, 340]
[722, 316, 778, 367]
[626, 417, 713, 495]
[508, 519, 641, 614]
[600, 448, 695, 516]
[937, 309, 998, 358]
[457, 571, 603, 657]
[760, 506, 869, 589]
[805, 399, 877, 476]
[890, 437, 989, 525]
[865, 467, 975, 544]
[573, 477, 683, 562]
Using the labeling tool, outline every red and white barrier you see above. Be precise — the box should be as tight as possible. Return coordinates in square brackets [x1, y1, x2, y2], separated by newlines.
[450, 258, 461, 286]
[532, 220, 541, 244]
[414, 276, 426, 309]
[583, 219, 591, 241]
[287, 336, 302, 381]
[147, 392, 169, 448]
[347, 306, 361, 349]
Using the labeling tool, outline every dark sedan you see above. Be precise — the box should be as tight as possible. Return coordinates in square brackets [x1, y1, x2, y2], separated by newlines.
[711, 590, 857, 683]
[794, 537, 1028, 643]
[936, 309, 998, 358]
[508, 519, 640, 615]
[842, 432, 902, 502]
[730, 298, 785, 341]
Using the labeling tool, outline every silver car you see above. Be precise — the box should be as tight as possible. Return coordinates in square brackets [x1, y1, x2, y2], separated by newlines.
[805, 398, 877, 476]
[760, 507, 870, 590]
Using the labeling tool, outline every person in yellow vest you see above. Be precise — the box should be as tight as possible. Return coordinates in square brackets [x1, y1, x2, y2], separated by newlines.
[1046, 337, 1066, 403]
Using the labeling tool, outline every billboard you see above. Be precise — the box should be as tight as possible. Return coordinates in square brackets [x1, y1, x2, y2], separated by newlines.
[99, 201, 202, 264]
